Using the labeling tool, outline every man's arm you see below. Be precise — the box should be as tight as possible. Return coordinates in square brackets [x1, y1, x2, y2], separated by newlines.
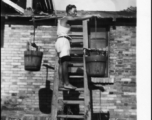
[66, 14, 100, 21]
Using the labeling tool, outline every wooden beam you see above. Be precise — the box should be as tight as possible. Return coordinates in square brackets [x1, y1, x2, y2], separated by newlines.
[2, 0, 24, 14]
[1, 17, 5, 48]
[83, 20, 89, 48]
[83, 20, 91, 120]
[52, 0, 56, 14]
[26, 0, 33, 8]
[51, 56, 59, 120]
[83, 56, 91, 120]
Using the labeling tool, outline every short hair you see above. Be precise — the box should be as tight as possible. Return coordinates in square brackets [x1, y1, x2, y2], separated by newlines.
[66, 4, 76, 14]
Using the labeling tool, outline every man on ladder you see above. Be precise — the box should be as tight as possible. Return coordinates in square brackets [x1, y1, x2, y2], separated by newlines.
[55, 4, 101, 89]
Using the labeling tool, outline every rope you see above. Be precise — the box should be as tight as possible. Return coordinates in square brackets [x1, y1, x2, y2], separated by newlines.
[95, 17, 100, 55]
[95, 17, 97, 41]
[32, 17, 36, 43]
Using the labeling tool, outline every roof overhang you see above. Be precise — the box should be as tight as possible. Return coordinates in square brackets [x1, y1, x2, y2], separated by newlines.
[2, 0, 25, 14]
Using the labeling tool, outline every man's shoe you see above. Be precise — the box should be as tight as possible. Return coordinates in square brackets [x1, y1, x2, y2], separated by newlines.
[59, 85, 69, 91]
[64, 84, 77, 89]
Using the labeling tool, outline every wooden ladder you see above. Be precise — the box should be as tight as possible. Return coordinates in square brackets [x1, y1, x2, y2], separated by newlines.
[51, 20, 91, 120]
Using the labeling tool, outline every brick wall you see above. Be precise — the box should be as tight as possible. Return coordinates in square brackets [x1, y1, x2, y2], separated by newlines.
[91, 26, 136, 120]
[1, 25, 136, 120]
[1, 24, 57, 113]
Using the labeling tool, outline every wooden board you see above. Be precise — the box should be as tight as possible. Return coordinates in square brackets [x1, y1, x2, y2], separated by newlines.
[51, 55, 59, 120]
[90, 32, 107, 39]
[83, 20, 91, 120]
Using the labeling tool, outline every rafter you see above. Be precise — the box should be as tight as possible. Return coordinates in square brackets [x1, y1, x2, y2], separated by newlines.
[2, 0, 24, 14]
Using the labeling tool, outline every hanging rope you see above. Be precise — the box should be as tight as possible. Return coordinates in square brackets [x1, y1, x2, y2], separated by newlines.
[95, 17, 100, 55]
[95, 17, 97, 39]
[31, 17, 38, 51]
[32, 17, 36, 43]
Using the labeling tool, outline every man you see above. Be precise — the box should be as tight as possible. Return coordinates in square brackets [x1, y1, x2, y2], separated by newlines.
[55, 4, 101, 89]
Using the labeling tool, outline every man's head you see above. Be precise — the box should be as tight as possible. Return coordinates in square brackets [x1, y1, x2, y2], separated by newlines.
[66, 4, 77, 16]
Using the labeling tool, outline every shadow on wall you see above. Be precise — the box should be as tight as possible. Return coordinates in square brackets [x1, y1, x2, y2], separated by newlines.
[38, 80, 52, 114]
[92, 112, 110, 120]
[63, 90, 80, 115]
[1, 17, 5, 48]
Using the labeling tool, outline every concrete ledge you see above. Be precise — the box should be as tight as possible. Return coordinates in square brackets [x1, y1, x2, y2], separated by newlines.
[91, 77, 114, 83]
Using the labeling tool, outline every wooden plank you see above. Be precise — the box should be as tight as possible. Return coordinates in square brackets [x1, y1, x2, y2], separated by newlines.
[71, 25, 83, 28]
[70, 32, 83, 36]
[71, 48, 83, 51]
[1, 19, 5, 48]
[90, 38, 106, 40]
[71, 27, 83, 32]
[75, 88, 84, 91]
[26, 0, 33, 8]
[71, 42, 83, 47]
[68, 67, 84, 75]
[2, 0, 24, 14]
[90, 32, 106, 39]
[57, 115, 84, 119]
[51, 0, 56, 10]
[70, 52, 83, 57]
[71, 37, 83, 42]
[69, 72, 83, 76]
[70, 48, 83, 55]
[69, 75, 84, 79]
[83, 20, 91, 120]
[68, 67, 83, 72]
[68, 62, 83, 67]
[51, 55, 59, 120]
[70, 57, 83, 62]
[90, 27, 106, 32]
[70, 35, 83, 39]
[106, 31, 110, 77]
[90, 40, 107, 49]
[83, 56, 91, 120]
[63, 100, 84, 105]
[91, 77, 114, 83]
[83, 20, 89, 48]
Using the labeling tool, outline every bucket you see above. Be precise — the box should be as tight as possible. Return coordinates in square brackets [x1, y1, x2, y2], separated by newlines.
[86, 55, 107, 77]
[24, 50, 43, 71]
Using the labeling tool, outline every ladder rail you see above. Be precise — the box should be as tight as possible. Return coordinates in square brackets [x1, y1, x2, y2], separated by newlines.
[83, 56, 91, 120]
[51, 55, 59, 120]
[83, 20, 91, 120]
[51, 19, 91, 120]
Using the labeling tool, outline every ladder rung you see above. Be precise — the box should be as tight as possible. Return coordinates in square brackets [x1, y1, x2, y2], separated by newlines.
[71, 48, 83, 51]
[71, 25, 83, 28]
[69, 72, 83, 76]
[75, 88, 84, 91]
[70, 54, 83, 57]
[68, 62, 83, 67]
[57, 115, 84, 119]
[71, 39, 83, 43]
[58, 87, 84, 92]
[69, 75, 84, 78]
[71, 42, 83, 47]
[71, 57, 83, 62]
[70, 32, 83, 36]
[63, 100, 84, 104]
[71, 51, 83, 55]
[68, 67, 83, 74]
[70, 35, 83, 39]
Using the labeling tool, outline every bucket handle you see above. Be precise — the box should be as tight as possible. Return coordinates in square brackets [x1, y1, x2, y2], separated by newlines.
[31, 17, 39, 51]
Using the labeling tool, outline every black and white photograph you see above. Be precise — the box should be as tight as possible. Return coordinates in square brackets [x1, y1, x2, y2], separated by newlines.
[1, 0, 151, 120]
